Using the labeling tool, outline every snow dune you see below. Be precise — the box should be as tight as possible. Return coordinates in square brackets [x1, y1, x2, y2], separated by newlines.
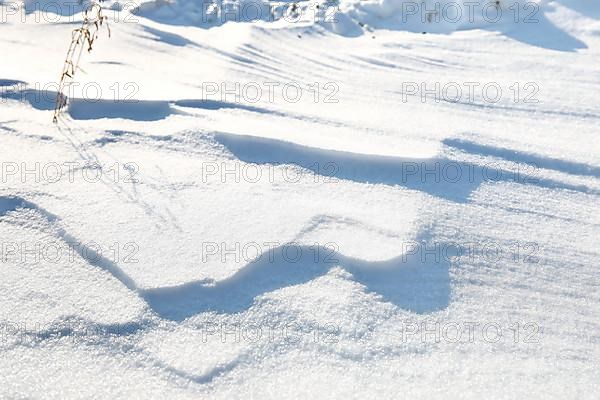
[1, 0, 600, 398]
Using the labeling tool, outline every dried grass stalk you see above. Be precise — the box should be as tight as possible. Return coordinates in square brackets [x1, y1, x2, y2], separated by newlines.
[53, 3, 110, 123]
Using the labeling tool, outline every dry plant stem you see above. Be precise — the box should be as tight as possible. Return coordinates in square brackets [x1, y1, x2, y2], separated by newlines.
[53, 4, 110, 123]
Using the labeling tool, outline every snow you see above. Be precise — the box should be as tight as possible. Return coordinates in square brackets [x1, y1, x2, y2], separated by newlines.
[1, 0, 600, 398]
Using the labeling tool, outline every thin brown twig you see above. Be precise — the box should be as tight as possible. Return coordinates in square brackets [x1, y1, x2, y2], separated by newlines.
[53, 3, 110, 123]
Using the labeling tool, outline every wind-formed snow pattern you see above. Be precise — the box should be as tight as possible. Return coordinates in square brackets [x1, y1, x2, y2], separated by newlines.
[1, 0, 600, 398]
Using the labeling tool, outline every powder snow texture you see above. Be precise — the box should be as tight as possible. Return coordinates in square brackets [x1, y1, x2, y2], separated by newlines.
[1, 0, 600, 398]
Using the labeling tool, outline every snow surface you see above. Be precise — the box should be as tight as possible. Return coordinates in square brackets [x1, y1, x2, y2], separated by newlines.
[1, 0, 600, 398]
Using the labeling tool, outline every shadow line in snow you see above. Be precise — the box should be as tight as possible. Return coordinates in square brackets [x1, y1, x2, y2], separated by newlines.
[68, 99, 174, 121]
[444, 138, 600, 179]
[140, 26, 199, 47]
[143, 233, 453, 321]
[174, 99, 273, 114]
[1, 87, 172, 121]
[1, 86, 278, 121]
[1, 88, 56, 110]
[0, 79, 25, 87]
[0, 196, 138, 291]
[215, 133, 597, 203]
[0, 196, 452, 322]
[496, 10, 587, 52]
